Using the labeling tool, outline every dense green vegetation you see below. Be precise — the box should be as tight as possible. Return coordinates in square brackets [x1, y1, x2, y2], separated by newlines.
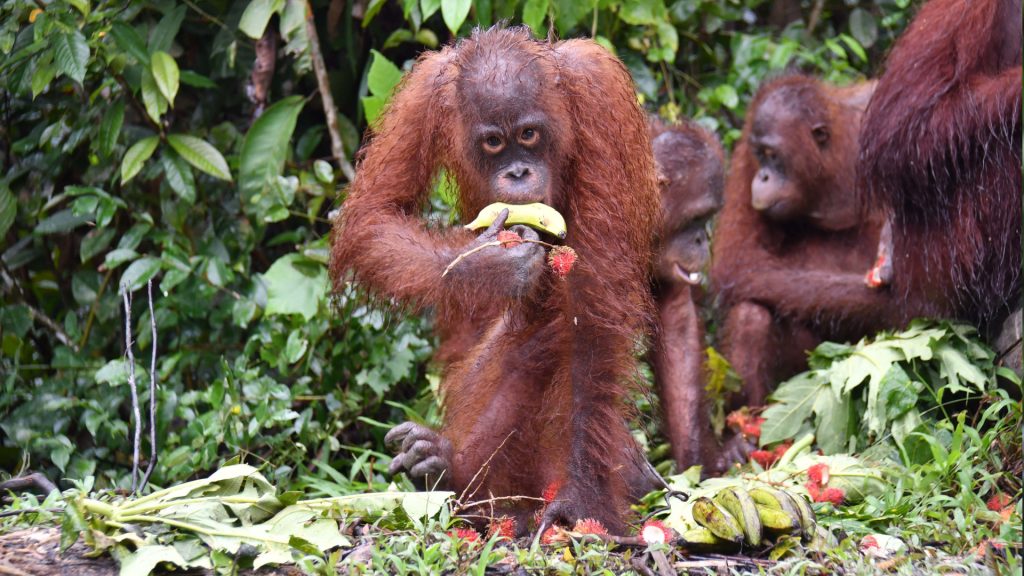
[0, 1, 1019, 574]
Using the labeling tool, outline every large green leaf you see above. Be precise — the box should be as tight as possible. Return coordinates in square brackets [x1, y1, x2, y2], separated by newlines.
[161, 150, 196, 203]
[239, 0, 284, 39]
[54, 30, 89, 84]
[97, 100, 125, 158]
[34, 209, 91, 234]
[239, 96, 304, 205]
[441, 0, 471, 34]
[149, 5, 186, 54]
[366, 50, 403, 97]
[140, 70, 167, 123]
[150, 51, 179, 106]
[0, 186, 15, 239]
[361, 94, 388, 125]
[119, 545, 192, 576]
[31, 54, 56, 98]
[263, 254, 327, 321]
[120, 256, 162, 291]
[166, 134, 232, 181]
[759, 372, 822, 446]
[121, 136, 160, 183]
[812, 386, 850, 455]
[109, 22, 148, 64]
[522, 0, 548, 34]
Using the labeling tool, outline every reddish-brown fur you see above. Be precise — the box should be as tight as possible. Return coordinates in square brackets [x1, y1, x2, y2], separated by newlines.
[858, 0, 1022, 331]
[710, 76, 898, 406]
[330, 27, 660, 532]
[647, 117, 727, 471]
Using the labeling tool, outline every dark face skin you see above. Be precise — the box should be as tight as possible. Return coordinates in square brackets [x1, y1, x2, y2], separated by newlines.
[658, 210, 716, 286]
[652, 131, 723, 285]
[749, 92, 829, 222]
[459, 61, 560, 206]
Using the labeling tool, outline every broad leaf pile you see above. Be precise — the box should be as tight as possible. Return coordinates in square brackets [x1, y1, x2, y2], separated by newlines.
[64, 464, 452, 574]
[760, 321, 999, 456]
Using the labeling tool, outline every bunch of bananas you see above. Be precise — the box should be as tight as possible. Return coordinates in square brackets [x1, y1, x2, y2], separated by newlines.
[676, 486, 826, 550]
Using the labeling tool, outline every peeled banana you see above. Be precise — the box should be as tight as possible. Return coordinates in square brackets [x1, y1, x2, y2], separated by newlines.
[464, 202, 568, 239]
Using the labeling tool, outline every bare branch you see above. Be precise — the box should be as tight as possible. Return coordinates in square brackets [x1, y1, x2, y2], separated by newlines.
[305, 1, 356, 182]
[140, 280, 159, 492]
[122, 289, 141, 494]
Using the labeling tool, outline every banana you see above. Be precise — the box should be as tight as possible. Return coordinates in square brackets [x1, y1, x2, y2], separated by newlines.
[755, 504, 800, 533]
[748, 487, 785, 511]
[679, 527, 725, 550]
[715, 488, 763, 547]
[464, 202, 568, 239]
[788, 492, 817, 538]
[691, 497, 744, 543]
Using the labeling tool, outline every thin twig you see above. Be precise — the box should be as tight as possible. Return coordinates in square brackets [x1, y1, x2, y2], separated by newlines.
[441, 238, 558, 277]
[0, 472, 58, 496]
[25, 304, 78, 353]
[122, 289, 141, 494]
[455, 430, 516, 508]
[0, 508, 63, 518]
[806, 0, 825, 37]
[140, 280, 158, 491]
[304, 0, 356, 183]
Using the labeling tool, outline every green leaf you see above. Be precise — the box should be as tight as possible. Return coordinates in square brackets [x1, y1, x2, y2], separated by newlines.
[421, 0, 442, 20]
[110, 22, 149, 64]
[400, 491, 452, 521]
[31, 56, 56, 98]
[120, 256, 162, 291]
[161, 150, 196, 203]
[121, 136, 160, 183]
[97, 100, 125, 158]
[34, 210, 90, 234]
[714, 84, 738, 109]
[239, 96, 304, 206]
[284, 330, 308, 364]
[812, 387, 850, 455]
[760, 372, 822, 445]
[313, 159, 334, 184]
[618, 0, 664, 24]
[179, 70, 217, 88]
[937, 345, 988, 393]
[166, 134, 232, 181]
[848, 9, 877, 49]
[877, 363, 918, 423]
[104, 248, 140, 269]
[239, 0, 285, 39]
[54, 31, 89, 84]
[81, 228, 116, 262]
[366, 50, 403, 97]
[141, 70, 167, 123]
[149, 5, 186, 54]
[263, 254, 327, 321]
[150, 51, 179, 106]
[120, 545, 190, 576]
[59, 501, 87, 553]
[361, 94, 388, 126]
[522, 0, 549, 35]
[68, 0, 90, 15]
[0, 186, 14, 238]
[95, 359, 129, 385]
[363, 0, 387, 27]
[441, 0, 471, 34]
[382, 29, 413, 50]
